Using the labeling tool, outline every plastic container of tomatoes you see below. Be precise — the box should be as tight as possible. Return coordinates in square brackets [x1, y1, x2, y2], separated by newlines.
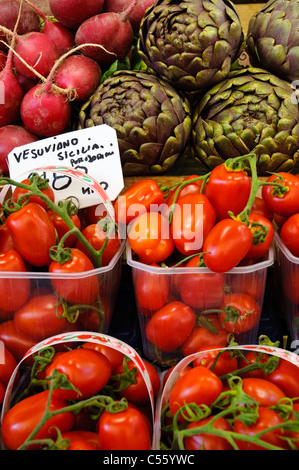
[0, 167, 125, 363]
[0, 331, 158, 450]
[274, 231, 299, 345]
[154, 342, 299, 450]
[127, 242, 275, 367]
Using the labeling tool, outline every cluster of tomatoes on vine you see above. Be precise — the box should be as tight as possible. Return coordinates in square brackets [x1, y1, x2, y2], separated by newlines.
[160, 341, 299, 450]
[1, 340, 161, 450]
[118, 154, 299, 273]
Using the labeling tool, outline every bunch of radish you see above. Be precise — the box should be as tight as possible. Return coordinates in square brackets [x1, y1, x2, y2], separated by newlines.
[0, 0, 156, 175]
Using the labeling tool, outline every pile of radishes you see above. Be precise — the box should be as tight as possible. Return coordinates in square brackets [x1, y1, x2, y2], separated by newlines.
[0, 0, 156, 175]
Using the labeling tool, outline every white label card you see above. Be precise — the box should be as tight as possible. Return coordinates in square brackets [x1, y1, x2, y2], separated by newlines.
[7, 125, 124, 208]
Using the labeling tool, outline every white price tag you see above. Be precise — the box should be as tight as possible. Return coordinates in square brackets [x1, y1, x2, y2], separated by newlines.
[7, 125, 124, 207]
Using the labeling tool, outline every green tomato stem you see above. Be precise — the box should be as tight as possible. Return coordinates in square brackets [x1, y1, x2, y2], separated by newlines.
[0, 176, 109, 268]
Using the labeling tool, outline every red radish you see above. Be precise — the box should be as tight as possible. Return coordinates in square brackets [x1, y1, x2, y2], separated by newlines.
[13, 31, 59, 80]
[19, 42, 108, 137]
[0, 0, 40, 50]
[49, 0, 105, 30]
[104, 0, 156, 33]
[20, 83, 71, 137]
[75, 0, 139, 65]
[0, 7, 24, 128]
[24, 0, 75, 56]
[53, 54, 102, 102]
[0, 23, 60, 80]
[0, 124, 38, 175]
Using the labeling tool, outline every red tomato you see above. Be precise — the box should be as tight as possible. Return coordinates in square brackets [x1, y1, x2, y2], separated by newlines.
[0, 345, 18, 388]
[280, 213, 299, 257]
[14, 293, 68, 341]
[114, 179, 165, 225]
[185, 416, 233, 450]
[181, 315, 228, 357]
[0, 248, 31, 312]
[62, 430, 99, 449]
[262, 172, 299, 217]
[0, 223, 14, 252]
[192, 345, 238, 376]
[245, 212, 274, 259]
[168, 366, 223, 418]
[145, 301, 196, 352]
[61, 431, 99, 450]
[179, 256, 224, 310]
[219, 293, 260, 334]
[0, 320, 36, 362]
[1, 390, 75, 450]
[62, 436, 97, 450]
[205, 163, 251, 221]
[234, 407, 288, 450]
[47, 209, 81, 248]
[162, 175, 204, 219]
[12, 177, 55, 210]
[98, 402, 152, 450]
[6, 202, 56, 266]
[81, 342, 124, 373]
[49, 248, 99, 305]
[241, 377, 286, 407]
[134, 266, 170, 313]
[83, 203, 108, 225]
[171, 193, 216, 255]
[203, 219, 253, 273]
[128, 212, 175, 264]
[75, 223, 120, 266]
[251, 196, 273, 221]
[240, 352, 299, 398]
[45, 348, 112, 400]
[114, 359, 160, 405]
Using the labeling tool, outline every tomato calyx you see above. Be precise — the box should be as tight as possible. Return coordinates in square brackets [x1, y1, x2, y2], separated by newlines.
[111, 356, 137, 393]
[265, 172, 290, 198]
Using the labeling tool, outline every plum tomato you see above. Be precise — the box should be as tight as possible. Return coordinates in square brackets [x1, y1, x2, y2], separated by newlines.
[49, 248, 99, 305]
[128, 212, 175, 264]
[168, 366, 223, 419]
[145, 301, 196, 353]
[97, 402, 152, 450]
[45, 347, 112, 400]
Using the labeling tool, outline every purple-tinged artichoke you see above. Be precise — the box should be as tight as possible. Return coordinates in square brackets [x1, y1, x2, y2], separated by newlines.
[78, 70, 192, 175]
[137, 0, 244, 94]
[246, 0, 299, 83]
[191, 67, 299, 174]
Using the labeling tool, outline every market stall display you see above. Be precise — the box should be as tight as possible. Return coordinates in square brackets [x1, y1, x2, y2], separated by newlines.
[0, 0, 299, 453]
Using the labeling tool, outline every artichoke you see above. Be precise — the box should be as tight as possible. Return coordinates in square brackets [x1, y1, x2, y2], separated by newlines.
[137, 0, 244, 94]
[246, 0, 299, 84]
[78, 70, 191, 175]
[191, 67, 299, 174]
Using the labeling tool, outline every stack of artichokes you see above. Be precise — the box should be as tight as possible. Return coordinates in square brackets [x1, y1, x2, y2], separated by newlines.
[79, 0, 299, 176]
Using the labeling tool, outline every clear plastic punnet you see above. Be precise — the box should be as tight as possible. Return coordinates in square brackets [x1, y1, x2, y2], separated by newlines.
[274, 231, 299, 345]
[0, 167, 125, 363]
[127, 241, 274, 367]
